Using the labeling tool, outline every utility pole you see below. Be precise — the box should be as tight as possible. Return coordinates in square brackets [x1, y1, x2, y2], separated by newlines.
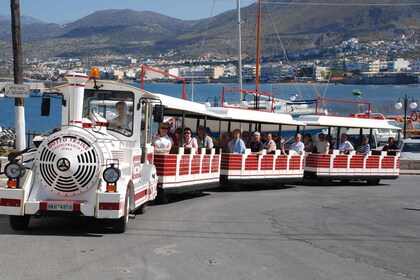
[11, 0, 26, 150]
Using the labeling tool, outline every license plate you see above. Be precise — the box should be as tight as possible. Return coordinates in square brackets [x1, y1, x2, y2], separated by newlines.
[47, 202, 73, 211]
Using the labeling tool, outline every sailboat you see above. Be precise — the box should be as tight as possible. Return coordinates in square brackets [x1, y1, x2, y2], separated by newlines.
[222, 0, 322, 116]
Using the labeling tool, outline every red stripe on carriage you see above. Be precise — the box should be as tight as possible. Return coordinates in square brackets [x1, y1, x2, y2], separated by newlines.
[275, 156, 287, 170]
[245, 155, 259, 170]
[261, 155, 274, 170]
[350, 155, 364, 168]
[333, 155, 348, 168]
[202, 155, 211, 173]
[191, 155, 201, 174]
[98, 202, 120, 211]
[211, 155, 220, 172]
[366, 156, 380, 168]
[289, 156, 301, 170]
[0, 198, 21, 207]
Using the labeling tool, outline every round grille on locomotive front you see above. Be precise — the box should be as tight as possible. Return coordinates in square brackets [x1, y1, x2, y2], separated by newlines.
[35, 129, 103, 196]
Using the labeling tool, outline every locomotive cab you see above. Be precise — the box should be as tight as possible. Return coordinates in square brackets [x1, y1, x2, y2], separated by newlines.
[0, 71, 159, 233]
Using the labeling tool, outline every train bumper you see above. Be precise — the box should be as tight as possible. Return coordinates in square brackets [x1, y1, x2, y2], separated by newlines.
[0, 187, 24, 216]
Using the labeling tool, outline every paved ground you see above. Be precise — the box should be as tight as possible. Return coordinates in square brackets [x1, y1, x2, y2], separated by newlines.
[0, 177, 419, 280]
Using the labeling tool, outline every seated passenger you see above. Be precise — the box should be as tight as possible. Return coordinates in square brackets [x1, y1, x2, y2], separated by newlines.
[290, 133, 304, 155]
[339, 133, 354, 154]
[108, 101, 132, 134]
[249, 132, 264, 155]
[315, 133, 330, 155]
[263, 133, 277, 154]
[183, 127, 198, 149]
[382, 137, 398, 152]
[195, 125, 214, 148]
[303, 133, 314, 153]
[228, 128, 246, 154]
[152, 122, 173, 154]
[356, 136, 370, 156]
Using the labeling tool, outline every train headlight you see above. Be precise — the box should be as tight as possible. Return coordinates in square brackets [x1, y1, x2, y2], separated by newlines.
[4, 162, 25, 179]
[103, 166, 120, 184]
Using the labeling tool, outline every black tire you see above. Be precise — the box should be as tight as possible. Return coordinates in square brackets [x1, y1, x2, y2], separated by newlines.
[366, 179, 380, 185]
[10, 215, 30, 231]
[113, 193, 129, 233]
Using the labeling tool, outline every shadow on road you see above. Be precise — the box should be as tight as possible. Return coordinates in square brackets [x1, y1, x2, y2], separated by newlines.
[0, 216, 124, 237]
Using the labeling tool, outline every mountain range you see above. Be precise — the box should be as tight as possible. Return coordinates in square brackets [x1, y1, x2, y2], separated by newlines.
[0, 0, 419, 61]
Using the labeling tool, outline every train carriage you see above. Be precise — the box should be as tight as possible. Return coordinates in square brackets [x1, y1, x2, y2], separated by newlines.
[147, 94, 307, 202]
[296, 114, 401, 185]
[207, 107, 306, 186]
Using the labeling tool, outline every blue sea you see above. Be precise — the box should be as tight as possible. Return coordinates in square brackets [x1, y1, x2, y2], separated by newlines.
[0, 83, 419, 133]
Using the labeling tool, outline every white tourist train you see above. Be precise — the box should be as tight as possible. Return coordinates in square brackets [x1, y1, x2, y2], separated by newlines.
[0, 68, 307, 232]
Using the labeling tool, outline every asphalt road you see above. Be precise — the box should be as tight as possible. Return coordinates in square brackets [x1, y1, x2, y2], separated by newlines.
[1, 177, 419, 280]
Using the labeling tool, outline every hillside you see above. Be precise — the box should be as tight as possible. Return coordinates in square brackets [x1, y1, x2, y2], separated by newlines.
[0, 0, 419, 60]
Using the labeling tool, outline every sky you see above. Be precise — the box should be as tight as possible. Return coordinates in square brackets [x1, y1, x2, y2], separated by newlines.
[0, 0, 253, 23]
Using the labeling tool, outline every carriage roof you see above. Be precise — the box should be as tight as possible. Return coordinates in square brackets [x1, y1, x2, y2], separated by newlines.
[296, 115, 401, 130]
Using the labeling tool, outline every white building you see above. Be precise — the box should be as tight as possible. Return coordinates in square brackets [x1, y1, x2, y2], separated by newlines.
[387, 58, 410, 72]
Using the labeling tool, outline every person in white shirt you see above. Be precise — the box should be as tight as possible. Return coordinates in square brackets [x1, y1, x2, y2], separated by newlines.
[152, 122, 174, 154]
[290, 133, 304, 155]
[195, 125, 214, 148]
[263, 133, 277, 154]
[339, 133, 354, 154]
[315, 133, 330, 154]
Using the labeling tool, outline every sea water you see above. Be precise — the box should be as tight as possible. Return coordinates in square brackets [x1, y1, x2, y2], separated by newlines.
[0, 83, 418, 133]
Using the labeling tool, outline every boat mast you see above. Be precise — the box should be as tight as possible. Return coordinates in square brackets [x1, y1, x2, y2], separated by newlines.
[237, 0, 243, 91]
[254, 0, 262, 109]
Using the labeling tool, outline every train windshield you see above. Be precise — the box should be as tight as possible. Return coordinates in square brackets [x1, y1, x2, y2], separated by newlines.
[83, 90, 135, 136]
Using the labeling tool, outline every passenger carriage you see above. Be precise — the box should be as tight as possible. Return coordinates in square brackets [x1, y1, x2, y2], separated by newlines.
[296, 114, 401, 185]
[147, 93, 307, 202]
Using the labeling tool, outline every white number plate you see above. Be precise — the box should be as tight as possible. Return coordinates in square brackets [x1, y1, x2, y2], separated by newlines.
[47, 203, 73, 211]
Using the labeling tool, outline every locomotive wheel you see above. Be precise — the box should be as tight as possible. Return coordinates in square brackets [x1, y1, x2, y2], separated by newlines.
[113, 193, 129, 233]
[10, 215, 30, 231]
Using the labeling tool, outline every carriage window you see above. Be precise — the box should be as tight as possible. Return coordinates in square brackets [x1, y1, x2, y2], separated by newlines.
[84, 90, 134, 136]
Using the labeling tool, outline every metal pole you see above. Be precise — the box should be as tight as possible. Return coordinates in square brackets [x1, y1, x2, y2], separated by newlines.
[237, 0, 243, 91]
[11, 0, 26, 150]
[403, 94, 407, 139]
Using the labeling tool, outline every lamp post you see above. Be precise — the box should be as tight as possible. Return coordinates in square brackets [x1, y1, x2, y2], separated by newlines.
[205, 96, 222, 107]
[395, 94, 417, 139]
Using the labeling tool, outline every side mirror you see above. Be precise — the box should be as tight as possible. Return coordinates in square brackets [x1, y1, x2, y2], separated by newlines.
[153, 104, 164, 123]
[41, 97, 51, 116]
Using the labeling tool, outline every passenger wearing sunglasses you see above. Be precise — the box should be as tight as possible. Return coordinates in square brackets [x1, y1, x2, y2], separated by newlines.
[153, 122, 173, 154]
[183, 127, 198, 149]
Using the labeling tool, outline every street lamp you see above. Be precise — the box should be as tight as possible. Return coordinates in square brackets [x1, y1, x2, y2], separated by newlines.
[205, 96, 222, 107]
[395, 94, 417, 139]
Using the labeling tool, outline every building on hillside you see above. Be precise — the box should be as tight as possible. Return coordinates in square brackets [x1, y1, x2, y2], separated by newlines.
[204, 66, 224, 79]
[410, 60, 420, 72]
[387, 58, 410, 72]
[314, 67, 331, 82]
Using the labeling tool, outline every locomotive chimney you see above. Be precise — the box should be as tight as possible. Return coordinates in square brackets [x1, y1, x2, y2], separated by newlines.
[65, 72, 89, 127]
